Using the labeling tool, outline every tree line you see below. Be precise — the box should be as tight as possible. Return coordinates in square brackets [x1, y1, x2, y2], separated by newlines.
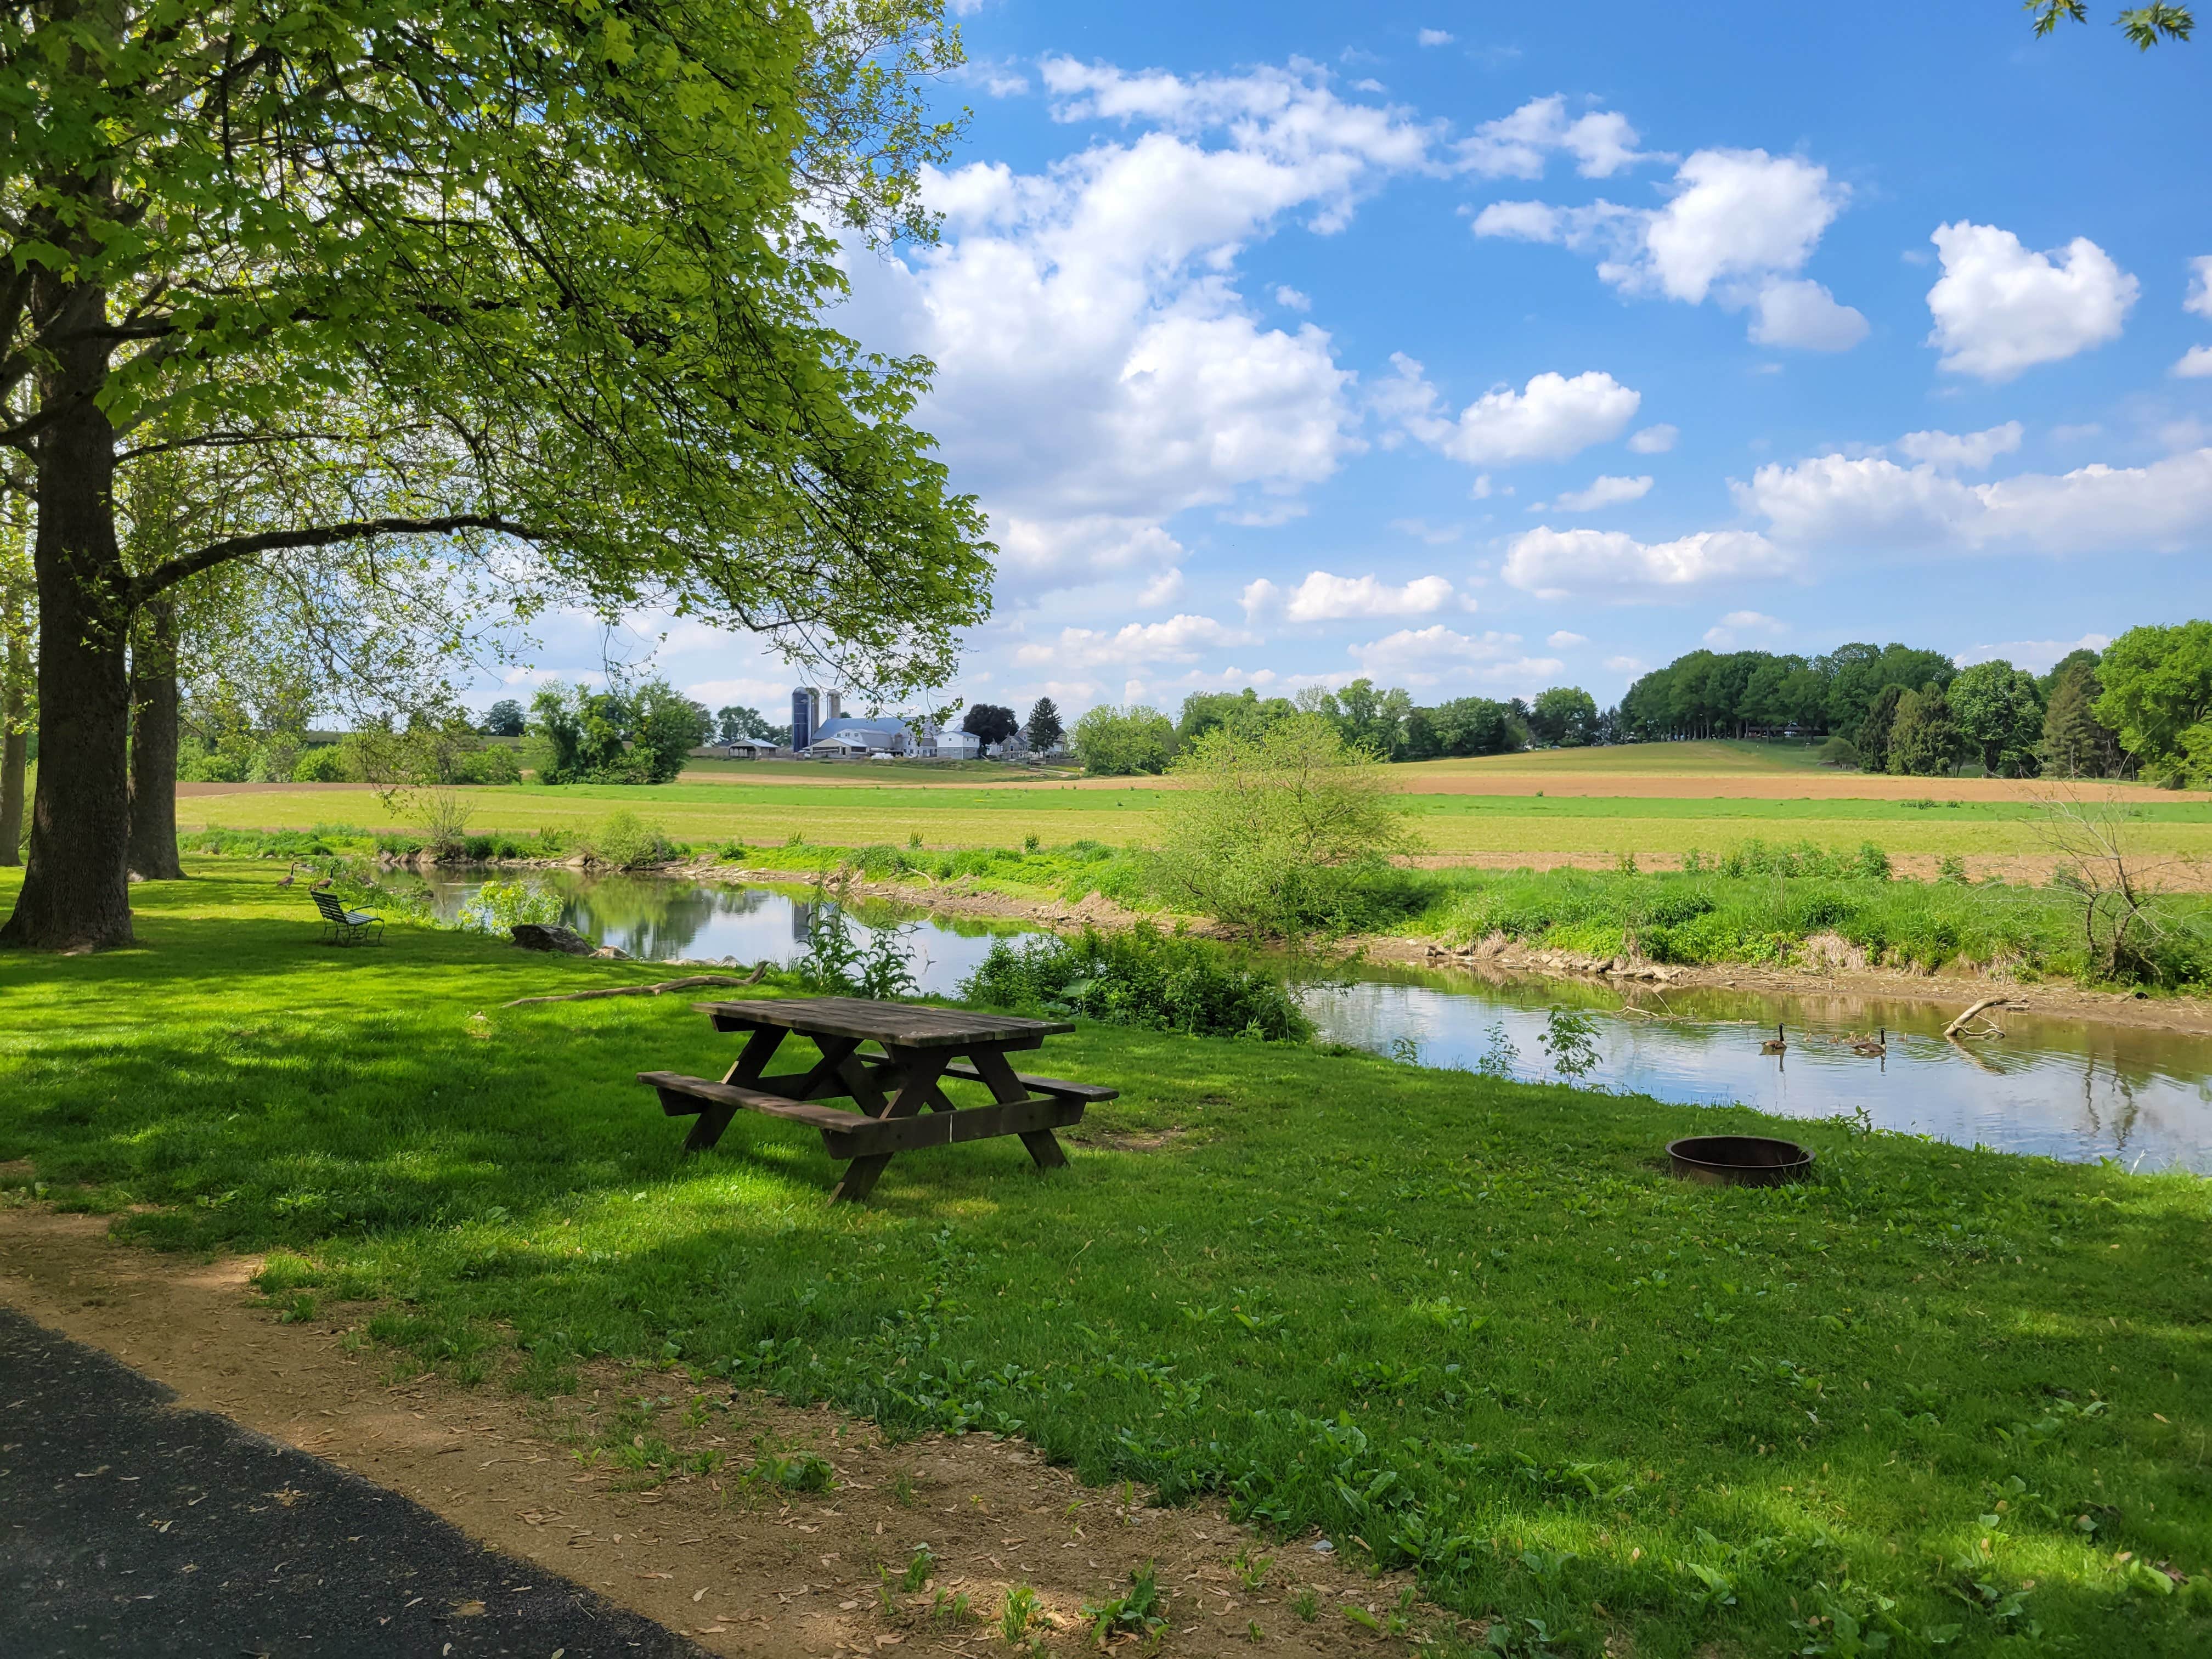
[1620, 627, 2212, 783]
[1064, 622, 2212, 786]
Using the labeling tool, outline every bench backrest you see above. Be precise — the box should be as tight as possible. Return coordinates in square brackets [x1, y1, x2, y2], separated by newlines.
[312, 890, 348, 922]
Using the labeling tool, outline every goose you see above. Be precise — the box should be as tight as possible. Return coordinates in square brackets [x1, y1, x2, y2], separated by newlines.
[274, 862, 301, 888]
[1759, 1022, 1787, 1054]
[309, 874, 335, 891]
[1852, 1026, 1887, 1057]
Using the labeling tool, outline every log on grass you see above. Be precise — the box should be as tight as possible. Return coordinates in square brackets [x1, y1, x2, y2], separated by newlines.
[504, 971, 757, 1009]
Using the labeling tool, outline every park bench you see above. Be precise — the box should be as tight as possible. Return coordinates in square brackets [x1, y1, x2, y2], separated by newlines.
[638, 996, 1116, 1203]
[311, 890, 383, 946]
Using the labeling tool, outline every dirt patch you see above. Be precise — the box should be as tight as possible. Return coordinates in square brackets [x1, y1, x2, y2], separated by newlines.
[1065, 1126, 1192, 1153]
[0, 1205, 1455, 1657]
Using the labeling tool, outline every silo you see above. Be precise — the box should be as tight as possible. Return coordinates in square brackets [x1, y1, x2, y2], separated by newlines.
[791, 687, 819, 752]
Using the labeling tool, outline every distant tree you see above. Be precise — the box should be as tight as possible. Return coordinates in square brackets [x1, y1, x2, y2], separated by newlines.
[961, 703, 1020, 748]
[1071, 705, 1176, 776]
[1949, 661, 2045, 776]
[482, 699, 527, 738]
[1888, 686, 1964, 777]
[531, 679, 708, 785]
[1332, 678, 1414, 758]
[1177, 687, 1297, 744]
[2041, 660, 2127, 778]
[1857, 685, 1906, 774]
[1024, 697, 1064, 751]
[1429, 696, 1526, 757]
[715, 704, 776, 745]
[1158, 714, 1421, 940]
[1529, 686, 1600, 748]
[2093, 621, 2212, 787]
[2040, 646, 2104, 702]
[2027, 2, 2194, 51]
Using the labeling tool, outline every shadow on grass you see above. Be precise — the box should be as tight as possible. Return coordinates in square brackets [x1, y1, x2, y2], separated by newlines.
[3, 887, 2209, 1656]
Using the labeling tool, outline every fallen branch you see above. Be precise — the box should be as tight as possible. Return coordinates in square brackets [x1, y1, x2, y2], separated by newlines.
[503, 967, 764, 1009]
[1942, 997, 2011, 1040]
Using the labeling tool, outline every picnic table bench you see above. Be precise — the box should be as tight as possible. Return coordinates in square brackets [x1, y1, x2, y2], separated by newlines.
[639, 997, 1117, 1203]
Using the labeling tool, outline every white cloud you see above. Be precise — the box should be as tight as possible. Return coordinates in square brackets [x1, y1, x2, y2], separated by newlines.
[1893, 423, 2023, 471]
[842, 59, 1438, 592]
[1273, 285, 1312, 311]
[2185, 255, 2212, 320]
[1454, 95, 1662, 180]
[1604, 654, 1647, 675]
[1736, 445, 2212, 555]
[1417, 27, 1455, 47]
[1376, 355, 1641, 465]
[1502, 527, 1795, 596]
[1474, 148, 1860, 349]
[1703, 610, 1789, 647]
[1956, 634, 2112, 672]
[1389, 517, 1464, 545]
[1137, 567, 1186, 606]
[1217, 500, 1311, 527]
[1548, 473, 1654, 512]
[1748, 278, 1869, 351]
[1627, 423, 1678, 455]
[1924, 222, 2137, 381]
[1013, 613, 1258, 669]
[1347, 625, 1559, 687]
[2175, 345, 2212, 379]
[1547, 630, 1589, 648]
[1243, 570, 1457, 622]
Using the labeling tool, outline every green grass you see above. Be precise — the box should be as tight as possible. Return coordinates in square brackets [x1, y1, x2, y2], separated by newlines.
[2, 863, 2208, 1655]
[1404, 738, 1843, 775]
[172, 777, 2212, 865]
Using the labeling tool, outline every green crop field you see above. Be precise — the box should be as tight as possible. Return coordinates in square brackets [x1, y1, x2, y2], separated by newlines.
[175, 776, 2212, 866]
[4, 865, 2207, 1656]
[1404, 738, 1838, 776]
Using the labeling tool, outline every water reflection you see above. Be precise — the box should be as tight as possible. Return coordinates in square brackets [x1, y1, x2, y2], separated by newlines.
[418, 870, 2212, 1174]
[419, 868, 1025, 998]
[1305, 963, 2212, 1173]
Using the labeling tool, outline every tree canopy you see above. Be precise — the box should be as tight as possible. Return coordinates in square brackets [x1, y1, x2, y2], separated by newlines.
[1, 0, 990, 949]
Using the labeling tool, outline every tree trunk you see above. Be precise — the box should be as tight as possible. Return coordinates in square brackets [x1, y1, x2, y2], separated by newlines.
[127, 597, 185, 881]
[0, 274, 135, 952]
[0, 622, 24, 867]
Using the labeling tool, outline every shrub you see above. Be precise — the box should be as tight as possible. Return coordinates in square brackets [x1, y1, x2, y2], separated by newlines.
[587, 810, 673, 869]
[456, 744, 522, 785]
[961, 924, 1312, 1042]
[1157, 714, 1421, 940]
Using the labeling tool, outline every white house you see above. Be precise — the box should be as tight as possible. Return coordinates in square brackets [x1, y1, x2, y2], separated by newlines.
[923, 730, 981, 760]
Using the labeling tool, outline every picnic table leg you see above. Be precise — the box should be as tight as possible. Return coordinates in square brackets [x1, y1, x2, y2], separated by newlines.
[967, 1047, 1072, 1173]
[686, 1026, 786, 1153]
[828, 1153, 893, 1205]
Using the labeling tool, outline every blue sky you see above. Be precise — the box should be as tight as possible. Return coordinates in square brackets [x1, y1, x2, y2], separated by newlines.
[495, 2, 2212, 723]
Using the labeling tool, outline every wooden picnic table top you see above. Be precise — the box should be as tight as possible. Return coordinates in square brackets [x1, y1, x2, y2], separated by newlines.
[690, 996, 1075, 1049]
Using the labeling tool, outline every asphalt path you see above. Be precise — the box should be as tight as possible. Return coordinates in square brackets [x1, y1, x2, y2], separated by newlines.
[0, 1306, 705, 1657]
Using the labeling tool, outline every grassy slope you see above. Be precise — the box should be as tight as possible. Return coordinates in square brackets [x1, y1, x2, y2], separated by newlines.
[1403, 739, 1837, 776]
[2, 864, 2207, 1656]
[175, 778, 2212, 864]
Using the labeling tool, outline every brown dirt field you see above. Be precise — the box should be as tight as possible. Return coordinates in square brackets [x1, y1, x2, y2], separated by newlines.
[0, 1206, 1457, 1658]
[1401, 849, 2212, 890]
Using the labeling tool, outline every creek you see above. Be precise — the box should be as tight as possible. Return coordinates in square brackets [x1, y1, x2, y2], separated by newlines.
[421, 869, 2212, 1175]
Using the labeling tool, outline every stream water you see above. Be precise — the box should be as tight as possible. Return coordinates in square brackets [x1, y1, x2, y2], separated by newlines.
[421, 870, 2212, 1175]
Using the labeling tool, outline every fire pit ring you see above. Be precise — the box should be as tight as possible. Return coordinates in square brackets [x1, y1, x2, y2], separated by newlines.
[1666, 1135, 1814, 1187]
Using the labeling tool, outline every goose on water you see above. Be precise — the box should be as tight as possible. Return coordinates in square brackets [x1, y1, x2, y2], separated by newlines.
[1759, 1023, 1787, 1054]
[1852, 1026, 1887, 1057]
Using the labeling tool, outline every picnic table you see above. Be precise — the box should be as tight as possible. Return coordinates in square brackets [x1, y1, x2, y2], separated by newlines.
[637, 997, 1118, 1203]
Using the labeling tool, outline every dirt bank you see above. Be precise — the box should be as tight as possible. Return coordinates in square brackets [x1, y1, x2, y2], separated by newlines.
[0, 1203, 1448, 1657]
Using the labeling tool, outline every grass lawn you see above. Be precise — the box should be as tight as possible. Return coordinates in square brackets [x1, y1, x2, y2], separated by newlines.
[175, 777, 2212, 866]
[3, 864, 2208, 1655]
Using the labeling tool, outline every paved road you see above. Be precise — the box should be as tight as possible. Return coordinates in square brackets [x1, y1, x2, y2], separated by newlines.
[0, 1306, 705, 1657]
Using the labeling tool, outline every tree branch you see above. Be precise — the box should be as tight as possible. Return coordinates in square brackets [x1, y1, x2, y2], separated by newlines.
[132, 515, 546, 605]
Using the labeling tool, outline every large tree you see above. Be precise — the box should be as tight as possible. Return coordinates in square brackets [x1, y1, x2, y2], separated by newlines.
[1949, 659, 2045, 777]
[1, 0, 989, 950]
[2095, 620, 2212, 787]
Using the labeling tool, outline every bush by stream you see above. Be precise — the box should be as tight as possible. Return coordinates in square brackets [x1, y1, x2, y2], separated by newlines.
[961, 923, 1313, 1042]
